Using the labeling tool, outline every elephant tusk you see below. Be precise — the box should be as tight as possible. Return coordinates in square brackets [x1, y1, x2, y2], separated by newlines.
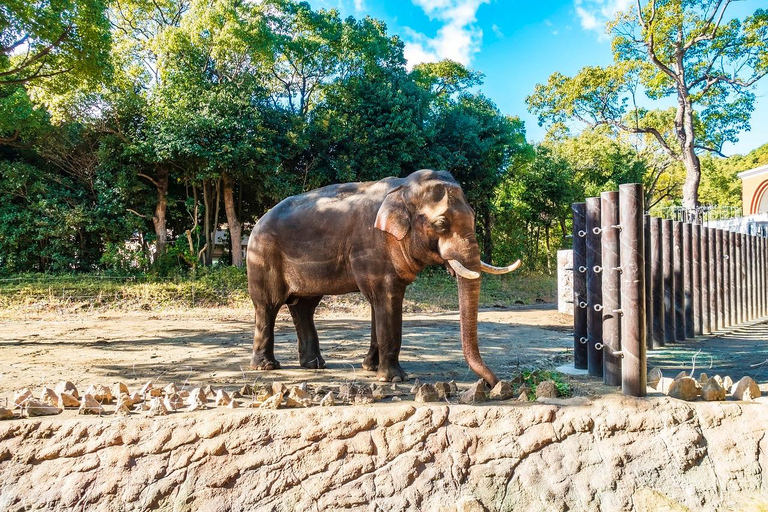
[448, 259, 480, 280]
[480, 259, 522, 274]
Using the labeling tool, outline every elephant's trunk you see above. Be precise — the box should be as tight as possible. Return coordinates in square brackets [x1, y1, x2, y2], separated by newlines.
[457, 272, 499, 388]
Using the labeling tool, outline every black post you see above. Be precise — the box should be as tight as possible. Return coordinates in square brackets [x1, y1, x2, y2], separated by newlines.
[683, 222, 694, 338]
[737, 233, 744, 324]
[651, 217, 665, 346]
[708, 227, 718, 332]
[572, 203, 588, 369]
[645, 215, 653, 349]
[674, 222, 685, 340]
[601, 191, 621, 386]
[693, 223, 701, 336]
[586, 197, 603, 378]
[717, 229, 725, 329]
[619, 184, 646, 397]
[701, 226, 710, 335]
[663, 219, 676, 342]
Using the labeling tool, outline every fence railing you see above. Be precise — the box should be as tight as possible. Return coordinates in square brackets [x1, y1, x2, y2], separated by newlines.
[571, 184, 768, 397]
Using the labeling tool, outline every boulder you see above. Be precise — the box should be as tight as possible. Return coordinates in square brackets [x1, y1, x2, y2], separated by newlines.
[459, 380, 487, 404]
[186, 388, 207, 406]
[260, 392, 283, 410]
[58, 392, 80, 408]
[655, 378, 675, 394]
[84, 384, 113, 403]
[202, 385, 215, 397]
[536, 381, 558, 399]
[163, 383, 178, 395]
[26, 399, 62, 417]
[701, 378, 726, 401]
[434, 382, 452, 399]
[116, 393, 135, 409]
[140, 381, 161, 398]
[712, 375, 724, 388]
[215, 390, 231, 407]
[409, 380, 421, 394]
[78, 394, 105, 415]
[320, 392, 335, 407]
[232, 391, 243, 399]
[13, 388, 32, 407]
[0, 407, 13, 420]
[731, 376, 762, 401]
[647, 368, 663, 388]
[415, 384, 439, 403]
[115, 403, 131, 416]
[668, 377, 699, 401]
[147, 397, 168, 416]
[164, 393, 184, 411]
[271, 382, 287, 396]
[490, 381, 515, 400]
[54, 381, 79, 399]
[371, 384, 385, 400]
[285, 387, 312, 408]
[699, 373, 708, 385]
[240, 384, 253, 396]
[186, 400, 207, 412]
[675, 371, 689, 380]
[723, 376, 734, 392]
[448, 381, 459, 394]
[227, 400, 240, 409]
[254, 387, 272, 402]
[39, 387, 59, 407]
[338, 383, 358, 401]
[111, 382, 129, 397]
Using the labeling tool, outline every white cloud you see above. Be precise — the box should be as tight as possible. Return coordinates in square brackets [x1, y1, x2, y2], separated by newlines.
[491, 23, 503, 38]
[403, 0, 490, 68]
[353, 0, 365, 12]
[574, 0, 634, 40]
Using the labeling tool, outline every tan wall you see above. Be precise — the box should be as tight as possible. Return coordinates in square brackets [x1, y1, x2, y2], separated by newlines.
[741, 172, 768, 215]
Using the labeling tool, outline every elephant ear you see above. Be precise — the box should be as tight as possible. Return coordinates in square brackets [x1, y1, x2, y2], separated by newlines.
[375, 186, 410, 240]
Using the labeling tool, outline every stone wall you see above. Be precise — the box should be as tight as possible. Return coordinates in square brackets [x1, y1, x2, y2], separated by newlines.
[557, 249, 573, 315]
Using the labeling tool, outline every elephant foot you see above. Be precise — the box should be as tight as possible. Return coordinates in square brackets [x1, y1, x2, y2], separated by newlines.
[376, 364, 407, 383]
[250, 355, 281, 371]
[361, 355, 378, 372]
[300, 354, 326, 369]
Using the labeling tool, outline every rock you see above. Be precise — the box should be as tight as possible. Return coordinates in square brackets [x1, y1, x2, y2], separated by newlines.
[186, 388, 207, 406]
[434, 382, 452, 399]
[371, 384, 385, 400]
[536, 381, 558, 399]
[648, 367, 663, 388]
[455, 496, 488, 512]
[285, 387, 312, 408]
[115, 403, 131, 416]
[203, 385, 215, 397]
[391, 396, 402, 402]
[111, 382, 129, 398]
[147, 397, 168, 416]
[13, 388, 33, 407]
[116, 393, 135, 409]
[390, 383, 399, 393]
[215, 390, 231, 407]
[701, 378, 726, 401]
[0, 407, 13, 420]
[655, 377, 675, 394]
[699, 373, 709, 385]
[490, 381, 514, 400]
[227, 400, 240, 409]
[731, 376, 761, 401]
[260, 392, 283, 410]
[668, 377, 699, 401]
[448, 380, 459, 394]
[84, 384, 113, 403]
[178, 390, 190, 399]
[675, 371, 689, 380]
[298, 382, 308, 392]
[39, 387, 59, 407]
[26, 399, 62, 417]
[320, 392, 335, 407]
[712, 375, 724, 388]
[140, 381, 161, 398]
[415, 384, 439, 403]
[58, 392, 80, 408]
[254, 387, 272, 402]
[354, 393, 374, 405]
[232, 391, 243, 399]
[186, 400, 207, 412]
[54, 381, 79, 399]
[516, 392, 529, 402]
[164, 393, 184, 411]
[409, 380, 421, 394]
[338, 383, 358, 401]
[240, 384, 253, 396]
[163, 383, 178, 395]
[460, 380, 487, 404]
[271, 382, 287, 396]
[517, 385, 531, 398]
[723, 376, 734, 392]
[78, 394, 105, 415]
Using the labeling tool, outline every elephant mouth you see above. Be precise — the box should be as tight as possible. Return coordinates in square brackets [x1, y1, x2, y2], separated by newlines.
[446, 259, 522, 279]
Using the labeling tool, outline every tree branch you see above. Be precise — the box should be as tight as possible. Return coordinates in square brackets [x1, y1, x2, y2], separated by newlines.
[137, 172, 161, 189]
[127, 208, 150, 219]
[694, 144, 727, 158]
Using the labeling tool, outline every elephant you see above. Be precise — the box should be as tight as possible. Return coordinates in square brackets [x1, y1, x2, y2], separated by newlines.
[246, 169, 520, 386]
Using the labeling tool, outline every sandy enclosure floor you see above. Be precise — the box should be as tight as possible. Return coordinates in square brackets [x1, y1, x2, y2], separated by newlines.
[0, 305, 573, 402]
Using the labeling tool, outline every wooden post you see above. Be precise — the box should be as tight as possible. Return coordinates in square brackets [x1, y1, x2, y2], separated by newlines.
[750, 235, 756, 320]
[717, 230, 725, 329]
[572, 203, 588, 369]
[663, 220, 676, 342]
[644, 215, 653, 349]
[619, 184, 646, 397]
[674, 222, 685, 340]
[693, 223, 702, 336]
[601, 191, 621, 386]
[701, 226, 711, 335]
[737, 233, 744, 324]
[586, 197, 603, 377]
[727, 230, 735, 327]
[683, 222, 694, 338]
[708, 228, 718, 332]
[651, 217, 665, 346]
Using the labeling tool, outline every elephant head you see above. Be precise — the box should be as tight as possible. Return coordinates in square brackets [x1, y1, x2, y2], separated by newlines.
[374, 170, 521, 387]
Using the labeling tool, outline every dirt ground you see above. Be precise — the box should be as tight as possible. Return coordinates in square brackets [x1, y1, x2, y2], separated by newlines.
[0, 304, 575, 404]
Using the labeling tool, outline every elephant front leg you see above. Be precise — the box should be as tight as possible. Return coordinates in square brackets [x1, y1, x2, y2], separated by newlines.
[362, 306, 379, 371]
[371, 291, 407, 382]
[288, 296, 326, 369]
[250, 303, 281, 370]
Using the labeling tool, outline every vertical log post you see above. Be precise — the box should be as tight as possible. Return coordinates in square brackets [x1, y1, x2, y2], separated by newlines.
[750, 235, 756, 320]
[683, 222, 694, 338]
[727, 230, 735, 327]
[701, 226, 711, 334]
[651, 217, 665, 346]
[717, 230, 725, 329]
[644, 216, 653, 349]
[674, 222, 685, 340]
[586, 197, 603, 378]
[708, 228, 718, 332]
[601, 191, 621, 386]
[572, 203, 588, 369]
[663, 220, 676, 342]
[736, 233, 744, 324]
[693, 223, 702, 336]
[619, 184, 646, 397]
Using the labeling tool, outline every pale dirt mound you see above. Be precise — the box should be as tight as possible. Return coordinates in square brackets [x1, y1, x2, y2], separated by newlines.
[2, 396, 768, 511]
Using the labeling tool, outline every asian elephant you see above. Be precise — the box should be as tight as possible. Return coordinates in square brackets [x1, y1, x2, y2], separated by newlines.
[246, 169, 520, 386]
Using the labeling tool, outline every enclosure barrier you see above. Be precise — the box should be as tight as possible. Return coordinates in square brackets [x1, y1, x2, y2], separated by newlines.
[571, 184, 768, 397]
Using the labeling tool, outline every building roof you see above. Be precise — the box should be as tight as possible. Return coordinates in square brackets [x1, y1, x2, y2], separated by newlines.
[737, 164, 768, 179]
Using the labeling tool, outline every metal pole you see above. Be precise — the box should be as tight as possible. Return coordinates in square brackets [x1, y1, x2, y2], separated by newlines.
[693, 223, 701, 336]
[651, 217, 665, 346]
[701, 226, 710, 335]
[601, 191, 621, 386]
[663, 219, 676, 342]
[708, 227, 718, 332]
[572, 203, 588, 369]
[645, 215, 653, 349]
[683, 222, 694, 338]
[619, 184, 646, 397]
[586, 197, 603, 378]
[674, 221, 685, 340]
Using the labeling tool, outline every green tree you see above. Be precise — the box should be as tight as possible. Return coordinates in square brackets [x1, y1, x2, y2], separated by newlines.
[528, 1, 768, 211]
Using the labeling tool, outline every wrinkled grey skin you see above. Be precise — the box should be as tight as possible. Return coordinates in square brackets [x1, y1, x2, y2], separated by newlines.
[246, 169, 499, 385]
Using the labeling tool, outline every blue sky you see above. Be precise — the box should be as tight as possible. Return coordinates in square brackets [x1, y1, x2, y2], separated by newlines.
[311, 0, 767, 157]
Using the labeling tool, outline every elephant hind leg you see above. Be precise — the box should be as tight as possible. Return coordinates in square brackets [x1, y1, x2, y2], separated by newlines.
[362, 306, 378, 371]
[251, 302, 282, 370]
[288, 296, 326, 369]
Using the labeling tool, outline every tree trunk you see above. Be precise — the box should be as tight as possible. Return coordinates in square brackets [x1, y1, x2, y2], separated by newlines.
[152, 166, 169, 262]
[223, 173, 243, 267]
